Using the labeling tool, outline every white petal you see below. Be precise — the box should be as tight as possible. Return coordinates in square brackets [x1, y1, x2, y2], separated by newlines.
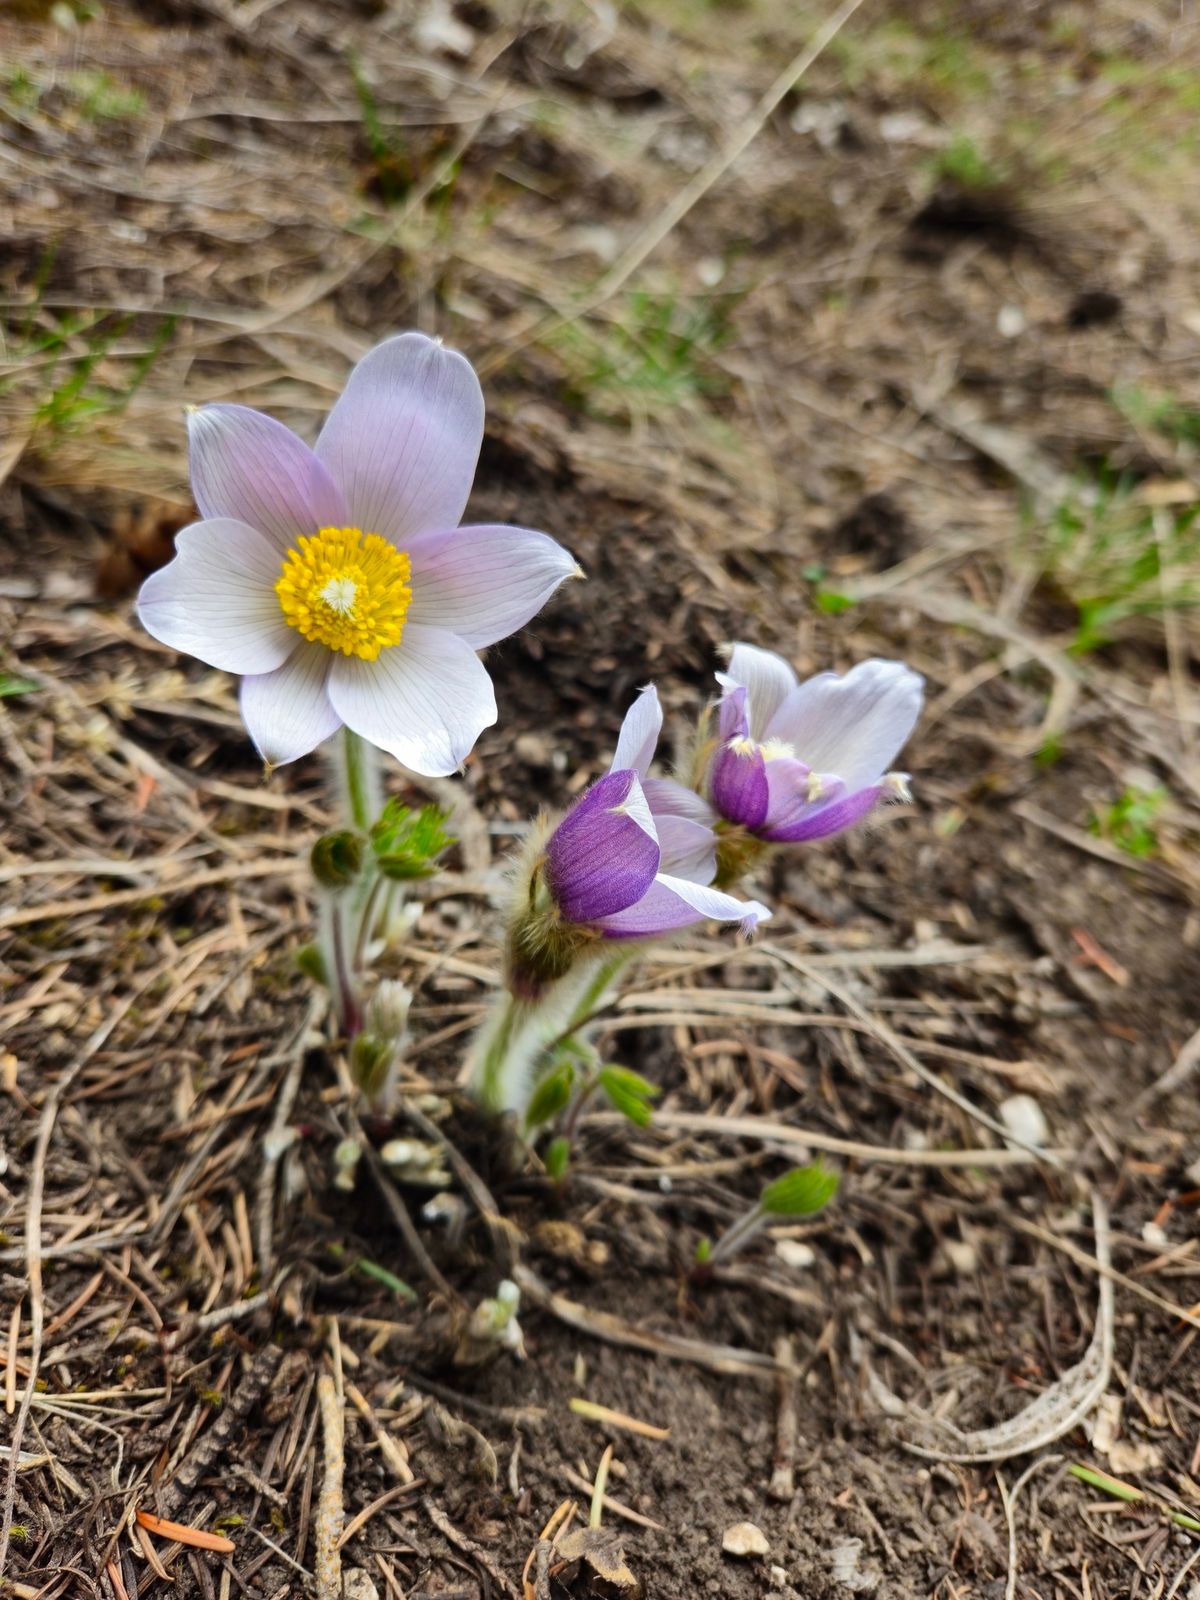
[654, 814, 717, 884]
[188, 405, 347, 552]
[240, 641, 341, 767]
[407, 524, 577, 647]
[327, 623, 496, 777]
[598, 873, 771, 937]
[609, 686, 663, 778]
[767, 659, 924, 790]
[314, 333, 484, 544]
[642, 777, 717, 826]
[718, 643, 797, 741]
[137, 518, 294, 674]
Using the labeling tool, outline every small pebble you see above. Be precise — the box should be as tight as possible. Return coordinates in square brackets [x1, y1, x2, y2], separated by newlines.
[999, 1093, 1049, 1148]
[723, 1522, 770, 1558]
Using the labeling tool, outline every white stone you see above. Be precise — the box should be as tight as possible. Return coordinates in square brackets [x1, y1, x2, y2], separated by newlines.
[999, 1094, 1049, 1148]
[723, 1522, 770, 1557]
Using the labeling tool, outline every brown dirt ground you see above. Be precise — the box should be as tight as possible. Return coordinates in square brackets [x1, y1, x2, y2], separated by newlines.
[2, 1, 1200, 1597]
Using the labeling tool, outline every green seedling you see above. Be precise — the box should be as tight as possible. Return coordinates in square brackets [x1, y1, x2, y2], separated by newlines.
[1068, 1464, 1200, 1533]
[1089, 785, 1166, 859]
[693, 1161, 839, 1276]
[1028, 469, 1200, 653]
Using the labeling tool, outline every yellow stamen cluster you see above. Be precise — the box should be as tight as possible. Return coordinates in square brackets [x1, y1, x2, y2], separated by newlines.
[275, 528, 412, 660]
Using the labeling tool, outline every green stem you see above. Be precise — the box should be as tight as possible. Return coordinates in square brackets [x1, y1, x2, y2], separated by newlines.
[473, 990, 523, 1115]
[340, 727, 378, 833]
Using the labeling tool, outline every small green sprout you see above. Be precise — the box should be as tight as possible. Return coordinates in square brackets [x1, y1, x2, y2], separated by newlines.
[693, 1162, 839, 1277]
[544, 1137, 571, 1181]
[370, 800, 455, 881]
[931, 133, 1002, 191]
[1089, 785, 1166, 859]
[596, 1065, 660, 1128]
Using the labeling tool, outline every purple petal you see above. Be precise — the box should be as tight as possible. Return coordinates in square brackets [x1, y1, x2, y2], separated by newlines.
[545, 770, 660, 923]
[760, 757, 829, 835]
[718, 643, 796, 741]
[643, 777, 717, 827]
[763, 784, 882, 843]
[240, 641, 340, 767]
[766, 659, 923, 790]
[654, 814, 717, 884]
[137, 518, 294, 674]
[717, 683, 750, 742]
[609, 686, 662, 779]
[407, 524, 577, 648]
[597, 873, 771, 938]
[315, 333, 484, 544]
[327, 623, 496, 777]
[710, 738, 770, 829]
[188, 405, 347, 552]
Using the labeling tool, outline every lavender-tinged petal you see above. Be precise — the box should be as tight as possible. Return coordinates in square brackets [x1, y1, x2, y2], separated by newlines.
[717, 683, 750, 742]
[709, 738, 770, 829]
[545, 769, 661, 923]
[315, 333, 484, 544]
[766, 659, 923, 790]
[240, 641, 341, 767]
[717, 642, 796, 741]
[760, 757, 830, 836]
[763, 785, 883, 843]
[327, 623, 496, 777]
[643, 777, 717, 826]
[137, 518, 295, 674]
[188, 405, 347, 551]
[407, 524, 577, 647]
[654, 814, 717, 885]
[597, 873, 771, 938]
[609, 685, 663, 779]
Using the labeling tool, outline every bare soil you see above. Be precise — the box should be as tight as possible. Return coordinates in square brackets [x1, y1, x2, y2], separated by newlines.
[2, 2, 1199, 1597]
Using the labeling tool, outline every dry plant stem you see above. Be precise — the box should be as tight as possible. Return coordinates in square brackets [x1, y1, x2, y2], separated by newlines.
[0, 981, 140, 1577]
[314, 1373, 345, 1600]
[769, 949, 1066, 1169]
[255, 994, 324, 1275]
[859, 1194, 1114, 1462]
[513, 1264, 795, 1379]
[353, 1113, 459, 1302]
[998, 1456, 1063, 1600]
[590, 1110, 1056, 1168]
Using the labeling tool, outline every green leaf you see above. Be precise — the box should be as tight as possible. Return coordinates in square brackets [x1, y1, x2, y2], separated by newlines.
[815, 589, 855, 616]
[760, 1162, 839, 1217]
[525, 1060, 575, 1131]
[0, 674, 38, 698]
[294, 942, 328, 986]
[371, 801, 455, 881]
[544, 1137, 571, 1180]
[694, 1236, 713, 1265]
[597, 1065, 660, 1127]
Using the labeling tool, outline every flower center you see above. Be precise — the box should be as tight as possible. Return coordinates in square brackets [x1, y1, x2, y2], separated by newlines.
[275, 527, 413, 660]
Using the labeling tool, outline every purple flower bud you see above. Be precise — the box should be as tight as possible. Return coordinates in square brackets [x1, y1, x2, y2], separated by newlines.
[544, 769, 660, 923]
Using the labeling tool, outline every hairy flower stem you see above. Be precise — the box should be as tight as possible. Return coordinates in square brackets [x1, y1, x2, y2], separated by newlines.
[705, 1202, 766, 1267]
[470, 947, 642, 1124]
[316, 730, 388, 1037]
[338, 726, 381, 833]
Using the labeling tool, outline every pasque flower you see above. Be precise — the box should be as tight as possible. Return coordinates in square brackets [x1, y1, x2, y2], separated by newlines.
[138, 333, 578, 775]
[682, 643, 923, 849]
[508, 687, 769, 996]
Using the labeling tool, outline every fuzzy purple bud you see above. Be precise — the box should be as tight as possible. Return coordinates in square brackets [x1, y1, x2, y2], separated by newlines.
[544, 769, 660, 923]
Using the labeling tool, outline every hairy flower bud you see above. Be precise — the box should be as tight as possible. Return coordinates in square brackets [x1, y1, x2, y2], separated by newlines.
[310, 829, 364, 891]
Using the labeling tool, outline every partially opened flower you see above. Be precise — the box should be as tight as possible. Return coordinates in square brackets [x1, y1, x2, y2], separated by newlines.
[138, 333, 578, 775]
[677, 644, 923, 869]
[508, 687, 770, 997]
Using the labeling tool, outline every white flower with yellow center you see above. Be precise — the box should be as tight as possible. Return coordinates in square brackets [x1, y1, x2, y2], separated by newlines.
[138, 333, 578, 774]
